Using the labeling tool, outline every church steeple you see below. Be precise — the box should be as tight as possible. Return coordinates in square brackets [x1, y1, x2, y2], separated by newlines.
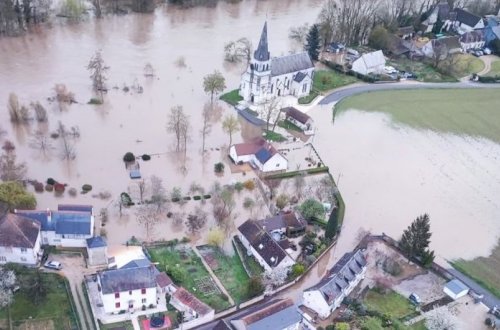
[254, 22, 270, 61]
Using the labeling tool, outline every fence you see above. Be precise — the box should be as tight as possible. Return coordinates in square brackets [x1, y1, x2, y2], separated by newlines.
[64, 279, 82, 330]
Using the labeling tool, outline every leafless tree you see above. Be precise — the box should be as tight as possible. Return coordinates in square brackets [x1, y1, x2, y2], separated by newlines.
[136, 204, 161, 241]
[294, 172, 306, 199]
[211, 186, 235, 231]
[29, 131, 54, 156]
[87, 50, 109, 102]
[31, 102, 48, 122]
[430, 41, 449, 68]
[57, 121, 76, 160]
[0, 151, 27, 182]
[259, 97, 282, 132]
[425, 308, 458, 330]
[200, 104, 212, 152]
[144, 63, 155, 77]
[262, 267, 288, 292]
[54, 84, 75, 111]
[166, 105, 190, 153]
[265, 178, 281, 200]
[317, 0, 336, 48]
[90, 0, 102, 18]
[137, 179, 147, 203]
[185, 207, 208, 235]
[150, 175, 168, 213]
[8, 93, 30, 124]
[224, 38, 252, 63]
[288, 23, 310, 47]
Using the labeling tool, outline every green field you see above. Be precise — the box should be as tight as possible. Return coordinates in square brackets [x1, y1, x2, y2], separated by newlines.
[313, 70, 358, 92]
[0, 269, 78, 330]
[452, 239, 500, 299]
[452, 54, 485, 78]
[148, 245, 231, 311]
[364, 289, 415, 319]
[220, 89, 243, 106]
[99, 320, 134, 330]
[486, 60, 500, 77]
[336, 89, 500, 143]
[388, 58, 457, 82]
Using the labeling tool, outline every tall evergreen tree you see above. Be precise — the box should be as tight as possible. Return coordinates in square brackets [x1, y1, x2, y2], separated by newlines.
[305, 24, 321, 61]
[399, 214, 432, 261]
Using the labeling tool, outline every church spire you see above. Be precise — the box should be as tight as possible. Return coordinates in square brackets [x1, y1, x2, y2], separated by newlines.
[254, 21, 270, 61]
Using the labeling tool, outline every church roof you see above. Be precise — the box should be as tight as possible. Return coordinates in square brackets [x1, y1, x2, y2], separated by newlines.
[271, 52, 313, 77]
[254, 22, 270, 61]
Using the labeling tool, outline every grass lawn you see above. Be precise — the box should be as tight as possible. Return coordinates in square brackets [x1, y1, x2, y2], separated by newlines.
[278, 119, 303, 132]
[450, 54, 484, 78]
[451, 239, 500, 299]
[359, 317, 426, 330]
[336, 89, 500, 143]
[220, 89, 243, 106]
[233, 237, 264, 277]
[200, 246, 253, 304]
[387, 58, 457, 82]
[298, 90, 319, 104]
[313, 70, 358, 92]
[147, 245, 231, 311]
[263, 129, 286, 142]
[100, 320, 134, 330]
[485, 59, 500, 77]
[364, 289, 415, 318]
[408, 320, 428, 330]
[0, 269, 78, 330]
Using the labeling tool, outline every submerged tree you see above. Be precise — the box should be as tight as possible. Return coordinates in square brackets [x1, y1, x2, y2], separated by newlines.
[0, 181, 37, 210]
[224, 37, 252, 63]
[166, 105, 190, 153]
[185, 207, 208, 235]
[136, 204, 161, 241]
[0, 151, 27, 182]
[288, 23, 310, 46]
[203, 70, 226, 105]
[222, 115, 240, 146]
[87, 50, 109, 102]
[399, 214, 432, 261]
[31, 102, 48, 122]
[29, 131, 54, 156]
[200, 104, 212, 152]
[150, 175, 168, 213]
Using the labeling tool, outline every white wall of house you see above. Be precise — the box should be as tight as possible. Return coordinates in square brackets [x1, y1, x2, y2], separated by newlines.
[100, 287, 157, 314]
[176, 310, 215, 330]
[88, 246, 108, 266]
[229, 146, 253, 164]
[460, 40, 485, 51]
[287, 117, 312, 132]
[41, 231, 91, 248]
[302, 291, 331, 319]
[0, 233, 42, 266]
[443, 286, 468, 300]
[453, 20, 485, 34]
[261, 153, 287, 172]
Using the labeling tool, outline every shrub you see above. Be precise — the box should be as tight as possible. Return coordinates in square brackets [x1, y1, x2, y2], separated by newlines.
[123, 152, 135, 162]
[34, 182, 44, 193]
[142, 154, 151, 161]
[325, 325, 335, 330]
[193, 195, 201, 200]
[203, 194, 211, 199]
[180, 237, 190, 243]
[382, 258, 402, 277]
[45, 184, 54, 192]
[291, 263, 306, 277]
[148, 304, 154, 309]
[47, 178, 56, 185]
[276, 194, 289, 210]
[82, 184, 93, 192]
[214, 162, 225, 173]
[243, 179, 255, 190]
[68, 188, 77, 197]
[121, 192, 133, 206]
[234, 182, 244, 192]
[183, 196, 191, 201]
[54, 183, 65, 193]
[220, 294, 229, 301]
[88, 98, 103, 105]
[243, 197, 254, 209]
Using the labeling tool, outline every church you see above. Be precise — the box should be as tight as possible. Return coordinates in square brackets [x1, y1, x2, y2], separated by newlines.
[239, 22, 315, 104]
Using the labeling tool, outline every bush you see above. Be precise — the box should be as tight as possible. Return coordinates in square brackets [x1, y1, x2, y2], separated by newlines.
[193, 195, 201, 200]
[121, 192, 133, 206]
[478, 75, 500, 83]
[54, 183, 65, 193]
[82, 184, 92, 192]
[234, 182, 244, 192]
[88, 98, 103, 105]
[34, 182, 44, 193]
[141, 154, 151, 161]
[68, 188, 77, 196]
[45, 184, 54, 192]
[325, 325, 335, 330]
[183, 196, 191, 201]
[123, 152, 135, 162]
[47, 178, 56, 185]
[382, 258, 402, 276]
[243, 179, 255, 190]
[142, 305, 146, 311]
[203, 194, 211, 199]
[214, 162, 225, 173]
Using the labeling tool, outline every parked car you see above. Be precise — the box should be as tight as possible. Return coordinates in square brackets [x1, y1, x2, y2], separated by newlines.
[44, 260, 62, 270]
[483, 47, 492, 55]
[409, 293, 421, 305]
[384, 66, 398, 74]
[346, 48, 360, 57]
[401, 71, 417, 79]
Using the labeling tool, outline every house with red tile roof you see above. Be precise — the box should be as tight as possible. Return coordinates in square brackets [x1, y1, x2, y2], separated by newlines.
[229, 138, 287, 173]
[170, 287, 215, 326]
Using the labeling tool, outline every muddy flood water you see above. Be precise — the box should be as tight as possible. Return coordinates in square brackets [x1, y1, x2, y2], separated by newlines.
[309, 104, 500, 263]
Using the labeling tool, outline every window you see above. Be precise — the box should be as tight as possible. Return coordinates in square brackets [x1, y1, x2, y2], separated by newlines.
[302, 84, 308, 93]
[115, 292, 120, 299]
[115, 302, 120, 308]
[20, 248, 27, 253]
[129, 290, 132, 295]
[141, 288, 146, 294]
[141, 298, 147, 304]
[21, 257, 27, 262]
[0, 256, 6, 262]
[129, 303, 133, 309]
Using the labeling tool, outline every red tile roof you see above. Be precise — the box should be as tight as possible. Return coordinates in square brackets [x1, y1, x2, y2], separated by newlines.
[156, 272, 173, 288]
[173, 287, 213, 316]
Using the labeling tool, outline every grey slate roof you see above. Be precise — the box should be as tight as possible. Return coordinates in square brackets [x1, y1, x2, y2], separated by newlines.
[254, 22, 270, 61]
[445, 279, 469, 295]
[238, 220, 288, 268]
[0, 213, 41, 249]
[86, 236, 107, 248]
[455, 8, 482, 27]
[293, 71, 307, 82]
[233, 299, 301, 330]
[271, 52, 313, 77]
[120, 258, 152, 270]
[306, 250, 366, 304]
[284, 107, 311, 125]
[99, 266, 157, 294]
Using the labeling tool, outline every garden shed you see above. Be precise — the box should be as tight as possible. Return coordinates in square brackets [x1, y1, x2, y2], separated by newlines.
[443, 279, 469, 300]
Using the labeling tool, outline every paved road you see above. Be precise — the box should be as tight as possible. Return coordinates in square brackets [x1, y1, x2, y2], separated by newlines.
[447, 267, 500, 310]
[319, 81, 500, 105]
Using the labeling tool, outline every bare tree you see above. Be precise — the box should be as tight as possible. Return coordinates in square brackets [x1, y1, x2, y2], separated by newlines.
[31, 102, 48, 122]
[7, 93, 30, 123]
[224, 38, 252, 63]
[318, 0, 336, 48]
[144, 63, 155, 77]
[137, 179, 147, 203]
[166, 106, 190, 153]
[90, 0, 102, 18]
[430, 41, 449, 68]
[0, 267, 16, 308]
[54, 84, 75, 111]
[0, 151, 27, 182]
[57, 121, 76, 160]
[29, 131, 54, 156]
[260, 97, 282, 132]
[136, 204, 161, 241]
[294, 172, 306, 199]
[222, 115, 240, 146]
[87, 50, 109, 102]
[288, 23, 310, 46]
[203, 70, 226, 105]
[185, 207, 208, 235]
[150, 175, 168, 213]
[200, 104, 212, 152]
[262, 267, 288, 292]
[211, 186, 235, 231]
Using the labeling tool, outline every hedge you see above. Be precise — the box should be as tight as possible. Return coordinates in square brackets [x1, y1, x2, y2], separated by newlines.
[321, 59, 378, 83]
[478, 75, 500, 83]
[263, 166, 329, 180]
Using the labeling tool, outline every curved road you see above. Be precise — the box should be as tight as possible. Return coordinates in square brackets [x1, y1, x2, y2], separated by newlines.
[319, 80, 500, 105]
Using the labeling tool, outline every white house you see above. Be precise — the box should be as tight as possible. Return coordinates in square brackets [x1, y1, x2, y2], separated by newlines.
[302, 250, 366, 319]
[452, 8, 485, 34]
[229, 138, 287, 173]
[284, 107, 314, 135]
[239, 22, 315, 104]
[351, 50, 386, 75]
[238, 220, 295, 272]
[420, 2, 452, 33]
[422, 36, 462, 59]
[443, 279, 469, 300]
[86, 236, 108, 267]
[0, 212, 43, 266]
[170, 287, 215, 327]
[97, 265, 158, 314]
[16, 204, 94, 248]
[459, 30, 486, 51]
[230, 298, 302, 330]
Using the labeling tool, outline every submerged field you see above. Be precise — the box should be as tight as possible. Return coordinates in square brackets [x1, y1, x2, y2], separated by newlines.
[336, 89, 500, 143]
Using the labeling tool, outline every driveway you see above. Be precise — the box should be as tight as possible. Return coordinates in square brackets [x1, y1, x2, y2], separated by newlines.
[48, 253, 97, 330]
[477, 55, 498, 76]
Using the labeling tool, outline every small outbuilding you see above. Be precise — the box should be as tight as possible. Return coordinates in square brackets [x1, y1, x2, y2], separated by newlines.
[443, 279, 469, 300]
[86, 236, 108, 266]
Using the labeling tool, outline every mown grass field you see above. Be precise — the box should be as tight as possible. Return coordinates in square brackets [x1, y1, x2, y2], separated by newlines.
[452, 239, 500, 299]
[219, 89, 243, 106]
[388, 58, 457, 82]
[336, 89, 500, 143]
[451, 54, 484, 78]
[313, 70, 358, 92]
[486, 59, 500, 77]
[364, 289, 415, 319]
